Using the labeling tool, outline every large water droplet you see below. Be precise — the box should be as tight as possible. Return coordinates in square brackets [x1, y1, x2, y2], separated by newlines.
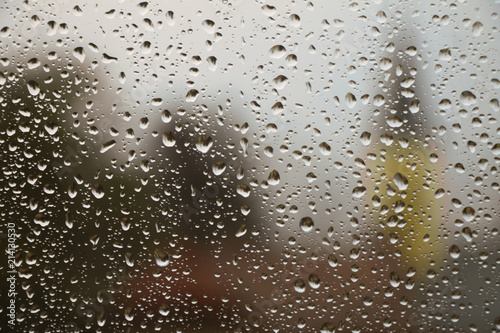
[196, 135, 213, 153]
[393, 173, 408, 190]
[267, 170, 280, 185]
[154, 249, 170, 267]
[299, 217, 314, 233]
[27, 80, 40, 96]
[269, 45, 286, 59]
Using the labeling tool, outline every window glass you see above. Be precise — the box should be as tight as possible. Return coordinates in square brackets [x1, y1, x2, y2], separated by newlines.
[1, 0, 499, 332]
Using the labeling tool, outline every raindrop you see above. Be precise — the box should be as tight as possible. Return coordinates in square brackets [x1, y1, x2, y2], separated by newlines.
[27, 58, 41, 69]
[449, 245, 460, 259]
[44, 122, 59, 135]
[267, 170, 280, 185]
[299, 217, 314, 233]
[360, 131, 371, 145]
[460, 90, 477, 106]
[235, 224, 247, 237]
[462, 207, 475, 222]
[162, 132, 176, 147]
[379, 57, 393, 70]
[73, 47, 85, 62]
[472, 21, 483, 36]
[273, 75, 288, 89]
[186, 89, 200, 102]
[393, 173, 408, 190]
[345, 93, 357, 108]
[202, 19, 215, 34]
[293, 279, 306, 293]
[352, 186, 366, 198]
[319, 142, 331, 155]
[386, 115, 403, 128]
[289, 14, 301, 27]
[212, 162, 226, 175]
[27, 80, 40, 96]
[92, 184, 105, 199]
[236, 184, 251, 197]
[154, 249, 170, 267]
[161, 110, 172, 123]
[196, 135, 213, 153]
[261, 5, 276, 16]
[308, 274, 321, 289]
[269, 45, 286, 59]
[100, 140, 116, 153]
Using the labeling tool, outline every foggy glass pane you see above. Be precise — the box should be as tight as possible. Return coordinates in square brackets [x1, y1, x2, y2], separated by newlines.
[1, 0, 499, 332]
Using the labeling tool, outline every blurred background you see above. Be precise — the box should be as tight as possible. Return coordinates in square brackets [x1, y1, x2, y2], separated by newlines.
[1, 0, 499, 332]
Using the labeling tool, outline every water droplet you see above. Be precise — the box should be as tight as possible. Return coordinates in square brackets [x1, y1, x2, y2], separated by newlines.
[449, 245, 460, 259]
[373, 94, 385, 106]
[379, 57, 393, 70]
[308, 274, 321, 289]
[44, 122, 59, 135]
[236, 184, 250, 197]
[261, 4, 276, 16]
[202, 19, 215, 34]
[267, 170, 280, 185]
[269, 45, 286, 59]
[92, 184, 105, 199]
[386, 115, 403, 128]
[125, 252, 134, 267]
[161, 110, 172, 123]
[472, 21, 483, 36]
[154, 249, 170, 267]
[68, 183, 77, 199]
[319, 142, 331, 155]
[162, 132, 176, 147]
[462, 207, 475, 222]
[345, 92, 357, 108]
[27, 58, 41, 69]
[27, 80, 40, 96]
[299, 217, 314, 233]
[186, 89, 199, 102]
[273, 75, 288, 89]
[293, 279, 306, 293]
[235, 224, 247, 237]
[73, 47, 85, 63]
[212, 162, 226, 175]
[434, 188, 445, 199]
[327, 254, 338, 267]
[439, 48, 452, 61]
[207, 56, 217, 71]
[289, 14, 301, 27]
[460, 90, 477, 106]
[352, 186, 366, 198]
[159, 304, 170, 316]
[360, 131, 371, 145]
[100, 140, 116, 153]
[196, 135, 213, 153]
[393, 173, 408, 190]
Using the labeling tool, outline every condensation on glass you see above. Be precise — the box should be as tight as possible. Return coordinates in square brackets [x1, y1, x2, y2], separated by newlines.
[0, 0, 499, 332]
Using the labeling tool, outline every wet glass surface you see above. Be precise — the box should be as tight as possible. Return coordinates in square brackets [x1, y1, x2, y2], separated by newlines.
[1, 0, 499, 332]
